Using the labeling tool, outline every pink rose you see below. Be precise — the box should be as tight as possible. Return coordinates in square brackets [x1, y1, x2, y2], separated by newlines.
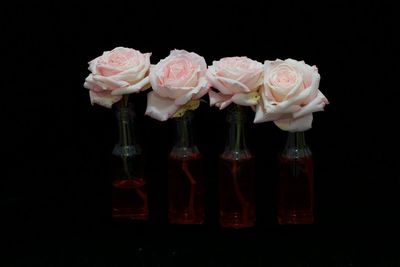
[207, 57, 264, 109]
[83, 47, 151, 108]
[254, 59, 329, 132]
[145, 50, 209, 121]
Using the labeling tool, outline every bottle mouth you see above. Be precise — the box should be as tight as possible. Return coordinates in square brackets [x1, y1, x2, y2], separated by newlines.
[174, 110, 194, 122]
[115, 103, 135, 119]
[226, 104, 247, 122]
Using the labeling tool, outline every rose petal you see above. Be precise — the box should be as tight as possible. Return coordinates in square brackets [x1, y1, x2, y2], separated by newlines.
[170, 49, 207, 76]
[207, 71, 251, 94]
[84, 74, 109, 91]
[174, 77, 209, 106]
[268, 72, 320, 112]
[208, 90, 233, 109]
[293, 91, 328, 119]
[111, 77, 150, 96]
[150, 68, 190, 99]
[285, 58, 315, 88]
[274, 114, 313, 132]
[111, 62, 150, 84]
[254, 103, 267, 123]
[253, 100, 295, 123]
[145, 91, 179, 121]
[84, 75, 104, 92]
[237, 68, 264, 90]
[92, 75, 129, 90]
[89, 90, 122, 108]
[88, 58, 99, 74]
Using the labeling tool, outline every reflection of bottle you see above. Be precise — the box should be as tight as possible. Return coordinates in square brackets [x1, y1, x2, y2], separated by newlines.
[168, 111, 205, 224]
[219, 105, 255, 229]
[277, 131, 314, 224]
[111, 96, 148, 220]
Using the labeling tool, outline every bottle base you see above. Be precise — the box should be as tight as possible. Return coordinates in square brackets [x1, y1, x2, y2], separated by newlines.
[220, 212, 255, 229]
[112, 208, 148, 220]
[277, 210, 314, 224]
[169, 212, 204, 225]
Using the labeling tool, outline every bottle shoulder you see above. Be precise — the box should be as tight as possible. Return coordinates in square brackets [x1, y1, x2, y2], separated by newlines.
[112, 144, 142, 157]
[280, 146, 312, 159]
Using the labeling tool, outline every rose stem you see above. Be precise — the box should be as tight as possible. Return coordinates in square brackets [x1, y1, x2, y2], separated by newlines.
[232, 106, 248, 225]
[134, 179, 148, 209]
[180, 112, 196, 218]
[119, 95, 131, 179]
[182, 161, 196, 218]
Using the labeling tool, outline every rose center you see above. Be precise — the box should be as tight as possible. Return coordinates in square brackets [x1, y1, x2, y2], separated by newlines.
[272, 68, 297, 87]
[166, 60, 191, 81]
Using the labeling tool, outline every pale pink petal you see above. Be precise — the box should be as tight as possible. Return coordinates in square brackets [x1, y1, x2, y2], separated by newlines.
[282, 75, 304, 101]
[293, 91, 328, 119]
[207, 70, 250, 95]
[301, 72, 321, 104]
[237, 68, 263, 90]
[112, 62, 149, 84]
[84, 74, 105, 92]
[88, 57, 100, 74]
[193, 80, 210, 100]
[111, 77, 150, 96]
[174, 77, 209, 105]
[89, 90, 122, 108]
[274, 114, 313, 132]
[254, 103, 268, 123]
[149, 67, 190, 99]
[263, 62, 282, 102]
[208, 90, 233, 109]
[96, 64, 122, 77]
[92, 75, 129, 90]
[254, 101, 294, 123]
[219, 99, 233, 109]
[285, 58, 315, 88]
[170, 49, 207, 76]
[231, 92, 260, 106]
[145, 92, 179, 121]
[271, 72, 320, 111]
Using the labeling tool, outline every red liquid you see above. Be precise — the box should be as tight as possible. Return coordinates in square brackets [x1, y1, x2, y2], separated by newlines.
[277, 155, 314, 224]
[168, 153, 205, 224]
[112, 178, 148, 220]
[219, 154, 256, 229]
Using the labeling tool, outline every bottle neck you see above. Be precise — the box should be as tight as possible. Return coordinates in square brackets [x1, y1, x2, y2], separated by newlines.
[115, 98, 136, 147]
[224, 104, 249, 156]
[171, 111, 198, 157]
[282, 131, 311, 158]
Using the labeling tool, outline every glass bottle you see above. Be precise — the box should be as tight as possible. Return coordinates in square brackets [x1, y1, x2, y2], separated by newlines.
[168, 111, 205, 224]
[218, 104, 256, 229]
[277, 131, 314, 224]
[111, 96, 148, 220]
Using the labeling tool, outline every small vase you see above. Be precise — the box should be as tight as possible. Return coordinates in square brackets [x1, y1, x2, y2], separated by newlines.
[218, 104, 256, 229]
[277, 131, 314, 224]
[168, 111, 205, 224]
[111, 96, 148, 220]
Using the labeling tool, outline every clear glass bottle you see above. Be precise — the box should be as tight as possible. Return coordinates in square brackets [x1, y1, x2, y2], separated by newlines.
[168, 111, 205, 224]
[218, 104, 256, 229]
[111, 96, 148, 220]
[277, 131, 314, 224]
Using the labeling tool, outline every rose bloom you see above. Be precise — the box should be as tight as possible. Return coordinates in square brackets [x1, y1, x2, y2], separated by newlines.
[254, 59, 329, 132]
[84, 47, 151, 108]
[207, 57, 263, 109]
[145, 50, 209, 121]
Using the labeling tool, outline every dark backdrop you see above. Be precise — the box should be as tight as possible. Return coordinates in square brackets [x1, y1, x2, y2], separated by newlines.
[3, 1, 399, 266]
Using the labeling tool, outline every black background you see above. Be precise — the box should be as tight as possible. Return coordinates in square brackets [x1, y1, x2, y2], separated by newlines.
[3, 1, 399, 266]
